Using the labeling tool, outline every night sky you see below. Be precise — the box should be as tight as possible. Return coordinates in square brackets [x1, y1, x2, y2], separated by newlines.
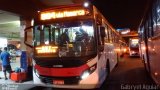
[92, 0, 149, 30]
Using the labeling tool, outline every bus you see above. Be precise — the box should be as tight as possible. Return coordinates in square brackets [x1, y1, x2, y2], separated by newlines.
[128, 37, 140, 57]
[139, 0, 160, 86]
[24, 2, 123, 89]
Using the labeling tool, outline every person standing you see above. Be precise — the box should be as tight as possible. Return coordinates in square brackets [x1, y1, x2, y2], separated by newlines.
[0, 48, 2, 54]
[59, 29, 69, 47]
[0, 47, 12, 80]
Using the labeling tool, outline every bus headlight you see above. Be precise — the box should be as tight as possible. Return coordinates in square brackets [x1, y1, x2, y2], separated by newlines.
[81, 71, 90, 80]
[131, 51, 135, 54]
[123, 48, 127, 52]
[80, 64, 97, 80]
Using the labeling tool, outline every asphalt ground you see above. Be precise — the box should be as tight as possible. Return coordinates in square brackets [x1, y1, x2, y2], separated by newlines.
[0, 54, 158, 90]
[100, 54, 158, 90]
[27, 54, 158, 90]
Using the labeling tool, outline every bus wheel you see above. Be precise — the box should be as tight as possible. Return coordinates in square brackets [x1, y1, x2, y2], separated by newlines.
[106, 59, 110, 77]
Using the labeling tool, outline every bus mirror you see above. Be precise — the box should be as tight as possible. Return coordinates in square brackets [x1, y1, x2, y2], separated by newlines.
[24, 26, 33, 48]
[100, 26, 105, 37]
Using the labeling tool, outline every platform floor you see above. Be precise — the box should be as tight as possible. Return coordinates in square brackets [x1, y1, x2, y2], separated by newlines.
[0, 57, 33, 84]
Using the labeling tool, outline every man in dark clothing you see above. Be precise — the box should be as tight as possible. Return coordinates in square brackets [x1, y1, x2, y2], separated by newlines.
[59, 29, 69, 47]
[0, 48, 2, 54]
[77, 27, 89, 42]
[0, 47, 12, 80]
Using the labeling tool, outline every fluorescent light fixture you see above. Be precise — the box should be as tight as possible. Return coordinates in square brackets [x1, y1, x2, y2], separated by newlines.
[0, 38, 7, 48]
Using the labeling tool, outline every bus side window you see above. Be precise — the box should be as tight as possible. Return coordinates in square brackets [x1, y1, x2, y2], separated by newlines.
[100, 26, 105, 45]
[43, 26, 50, 45]
[108, 27, 112, 43]
[155, 2, 160, 35]
[104, 25, 109, 43]
[112, 32, 115, 43]
[98, 26, 105, 52]
[148, 14, 153, 38]
[152, 3, 156, 37]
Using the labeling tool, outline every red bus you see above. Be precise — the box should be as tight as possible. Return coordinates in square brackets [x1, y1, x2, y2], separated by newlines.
[24, 2, 123, 89]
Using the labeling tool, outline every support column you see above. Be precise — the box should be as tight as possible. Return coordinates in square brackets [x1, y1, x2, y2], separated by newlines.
[20, 17, 32, 51]
[20, 17, 32, 67]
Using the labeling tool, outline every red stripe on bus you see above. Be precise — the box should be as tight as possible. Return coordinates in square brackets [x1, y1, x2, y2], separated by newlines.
[35, 64, 89, 77]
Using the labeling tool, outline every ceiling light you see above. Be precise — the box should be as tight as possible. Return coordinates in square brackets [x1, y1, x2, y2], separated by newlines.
[83, 2, 89, 7]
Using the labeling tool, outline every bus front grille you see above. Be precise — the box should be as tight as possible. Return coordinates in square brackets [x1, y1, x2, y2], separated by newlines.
[40, 75, 80, 85]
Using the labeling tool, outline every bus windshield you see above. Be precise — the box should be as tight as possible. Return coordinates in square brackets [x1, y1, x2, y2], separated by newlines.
[130, 39, 139, 48]
[33, 20, 96, 57]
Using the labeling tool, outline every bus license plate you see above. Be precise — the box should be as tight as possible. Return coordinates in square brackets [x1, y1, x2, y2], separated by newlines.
[53, 80, 64, 85]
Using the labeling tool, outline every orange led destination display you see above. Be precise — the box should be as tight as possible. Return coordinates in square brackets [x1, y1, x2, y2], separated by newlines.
[40, 9, 86, 20]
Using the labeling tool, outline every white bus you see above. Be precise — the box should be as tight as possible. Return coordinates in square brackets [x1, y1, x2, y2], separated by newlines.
[139, 0, 160, 86]
[24, 2, 123, 89]
[129, 37, 140, 57]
